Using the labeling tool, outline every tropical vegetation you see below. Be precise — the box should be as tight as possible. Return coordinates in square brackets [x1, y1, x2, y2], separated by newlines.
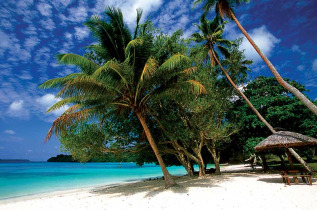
[40, 2, 317, 188]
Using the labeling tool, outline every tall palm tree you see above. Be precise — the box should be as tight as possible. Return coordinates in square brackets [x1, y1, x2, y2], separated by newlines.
[192, 16, 275, 133]
[40, 7, 206, 188]
[194, 0, 317, 116]
[191, 15, 312, 172]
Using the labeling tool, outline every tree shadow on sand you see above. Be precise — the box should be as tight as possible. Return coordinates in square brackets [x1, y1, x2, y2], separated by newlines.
[91, 175, 231, 198]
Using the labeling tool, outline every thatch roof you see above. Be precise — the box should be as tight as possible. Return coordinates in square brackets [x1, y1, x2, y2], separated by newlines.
[254, 131, 317, 151]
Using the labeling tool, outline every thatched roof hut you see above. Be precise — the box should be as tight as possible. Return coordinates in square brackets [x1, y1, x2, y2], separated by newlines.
[254, 131, 317, 151]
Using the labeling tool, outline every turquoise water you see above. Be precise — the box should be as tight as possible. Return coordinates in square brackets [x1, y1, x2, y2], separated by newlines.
[0, 162, 187, 200]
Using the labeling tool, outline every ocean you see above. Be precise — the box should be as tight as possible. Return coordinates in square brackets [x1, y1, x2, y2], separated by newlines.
[0, 162, 187, 200]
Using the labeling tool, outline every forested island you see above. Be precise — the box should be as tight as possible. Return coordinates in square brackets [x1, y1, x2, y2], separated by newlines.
[47, 154, 138, 163]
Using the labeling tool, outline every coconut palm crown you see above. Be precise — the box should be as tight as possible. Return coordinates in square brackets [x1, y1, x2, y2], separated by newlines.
[39, 7, 205, 188]
[194, 0, 317, 115]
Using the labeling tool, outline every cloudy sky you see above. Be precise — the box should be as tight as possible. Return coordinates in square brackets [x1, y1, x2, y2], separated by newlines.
[0, 0, 316, 161]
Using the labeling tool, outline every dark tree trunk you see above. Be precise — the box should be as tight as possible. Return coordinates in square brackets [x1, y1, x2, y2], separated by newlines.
[196, 150, 206, 177]
[177, 153, 194, 176]
[209, 48, 311, 173]
[260, 153, 269, 171]
[230, 10, 317, 116]
[198, 160, 206, 177]
[288, 148, 313, 173]
[278, 154, 286, 167]
[206, 143, 221, 175]
[136, 112, 176, 188]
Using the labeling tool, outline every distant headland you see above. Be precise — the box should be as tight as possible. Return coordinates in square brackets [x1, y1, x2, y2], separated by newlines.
[0, 159, 30, 163]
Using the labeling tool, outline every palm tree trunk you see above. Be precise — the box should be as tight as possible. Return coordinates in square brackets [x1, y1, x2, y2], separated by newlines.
[209, 49, 313, 173]
[135, 112, 176, 188]
[229, 10, 317, 116]
[209, 48, 275, 133]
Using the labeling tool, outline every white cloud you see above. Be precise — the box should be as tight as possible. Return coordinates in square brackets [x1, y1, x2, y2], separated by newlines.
[92, 0, 163, 27]
[24, 36, 40, 50]
[0, 30, 32, 62]
[51, 0, 74, 10]
[1, 19, 14, 30]
[0, 30, 11, 56]
[152, 0, 191, 34]
[17, 70, 33, 80]
[40, 18, 56, 31]
[34, 47, 51, 67]
[224, 23, 280, 64]
[291, 44, 305, 55]
[7, 100, 30, 118]
[37, 3, 53, 17]
[74, 27, 90, 40]
[9, 100, 24, 111]
[297, 65, 305, 71]
[64, 32, 73, 40]
[57, 68, 75, 77]
[24, 25, 38, 35]
[59, 6, 88, 23]
[3, 130, 15, 135]
[312, 59, 317, 72]
[239, 26, 280, 63]
[36, 94, 70, 117]
[9, 43, 32, 62]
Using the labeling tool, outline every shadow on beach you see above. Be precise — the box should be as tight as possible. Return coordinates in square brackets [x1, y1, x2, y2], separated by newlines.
[91, 175, 230, 198]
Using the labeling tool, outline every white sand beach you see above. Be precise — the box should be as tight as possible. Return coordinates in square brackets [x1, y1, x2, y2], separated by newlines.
[0, 164, 316, 210]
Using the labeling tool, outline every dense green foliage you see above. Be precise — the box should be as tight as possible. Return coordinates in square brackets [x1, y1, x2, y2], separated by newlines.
[47, 154, 75, 162]
[228, 76, 317, 161]
[40, 4, 316, 181]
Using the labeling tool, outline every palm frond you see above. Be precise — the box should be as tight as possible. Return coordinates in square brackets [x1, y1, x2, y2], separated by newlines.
[39, 73, 82, 89]
[186, 80, 207, 94]
[159, 53, 191, 71]
[134, 8, 143, 39]
[45, 108, 98, 142]
[182, 67, 198, 75]
[57, 54, 100, 75]
[140, 57, 158, 82]
[125, 38, 143, 58]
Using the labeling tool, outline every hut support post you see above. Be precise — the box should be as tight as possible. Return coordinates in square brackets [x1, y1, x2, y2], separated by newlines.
[288, 148, 313, 173]
[259, 153, 269, 171]
[286, 148, 299, 183]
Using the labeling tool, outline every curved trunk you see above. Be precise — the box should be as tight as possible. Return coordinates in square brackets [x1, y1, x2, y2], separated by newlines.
[209, 48, 313, 173]
[206, 143, 221, 175]
[259, 153, 269, 171]
[197, 158, 206, 177]
[209, 48, 275, 133]
[229, 10, 317, 116]
[288, 148, 313, 173]
[176, 153, 194, 176]
[135, 112, 176, 188]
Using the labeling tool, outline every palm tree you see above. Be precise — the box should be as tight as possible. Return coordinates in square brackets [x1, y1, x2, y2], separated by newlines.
[192, 14, 312, 172]
[194, 0, 317, 116]
[191, 16, 275, 133]
[39, 7, 206, 188]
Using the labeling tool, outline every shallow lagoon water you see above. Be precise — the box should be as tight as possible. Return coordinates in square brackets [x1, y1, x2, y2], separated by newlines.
[0, 162, 187, 199]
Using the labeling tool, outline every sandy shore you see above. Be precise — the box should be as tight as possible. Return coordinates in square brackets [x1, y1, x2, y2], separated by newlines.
[0, 164, 316, 210]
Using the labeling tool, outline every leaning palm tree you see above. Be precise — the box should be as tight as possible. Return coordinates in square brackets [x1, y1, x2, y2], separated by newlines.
[40, 7, 205, 188]
[194, 0, 317, 116]
[191, 16, 312, 172]
[192, 16, 275, 133]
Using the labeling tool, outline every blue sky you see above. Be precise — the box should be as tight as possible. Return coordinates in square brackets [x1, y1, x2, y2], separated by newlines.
[0, 0, 316, 161]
